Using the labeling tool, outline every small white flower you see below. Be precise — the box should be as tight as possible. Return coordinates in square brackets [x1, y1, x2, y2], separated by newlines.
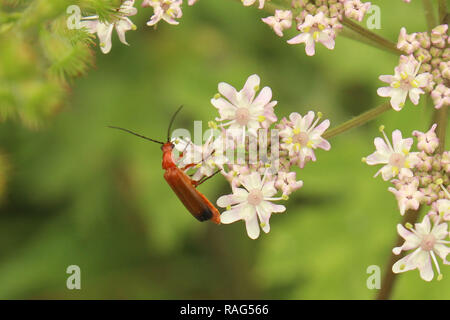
[80, 0, 137, 54]
[287, 12, 337, 56]
[365, 126, 418, 181]
[217, 171, 286, 239]
[388, 178, 423, 215]
[261, 10, 292, 37]
[392, 215, 450, 282]
[143, 0, 183, 26]
[275, 171, 303, 196]
[397, 27, 420, 54]
[377, 55, 433, 111]
[279, 111, 331, 169]
[211, 74, 277, 140]
[428, 199, 450, 223]
[344, 0, 371, 22]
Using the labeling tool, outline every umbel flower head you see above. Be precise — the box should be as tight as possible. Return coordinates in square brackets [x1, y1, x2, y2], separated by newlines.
[178, 75, 331, 239]
[260, 0, 371, 56]
[365, 124, 449, 214]
[80, 0, 137, 54]
[364, 124, 450, 281]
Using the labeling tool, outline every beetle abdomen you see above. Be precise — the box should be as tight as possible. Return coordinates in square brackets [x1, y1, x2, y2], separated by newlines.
[163, 167, 221, 224]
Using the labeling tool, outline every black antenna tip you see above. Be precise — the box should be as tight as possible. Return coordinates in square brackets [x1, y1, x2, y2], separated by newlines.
[108, 125, 164, 145]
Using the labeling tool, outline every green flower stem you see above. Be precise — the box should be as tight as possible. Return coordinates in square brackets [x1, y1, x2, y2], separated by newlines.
[422, 0, 437, 31]
[433, 106, 448, 154]
[323, 102, 392, 139]
[341, 18, 403, 55]
[340, 28, 398, 56]
[438, 0, 449, 24]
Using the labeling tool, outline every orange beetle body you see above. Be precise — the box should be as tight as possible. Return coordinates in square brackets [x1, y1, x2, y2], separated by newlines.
[161, 142, 221, 224]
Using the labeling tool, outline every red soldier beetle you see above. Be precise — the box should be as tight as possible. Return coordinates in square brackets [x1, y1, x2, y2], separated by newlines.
[109, 106, 221, 224]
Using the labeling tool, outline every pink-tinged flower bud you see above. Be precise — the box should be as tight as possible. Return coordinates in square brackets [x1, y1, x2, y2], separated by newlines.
[275, 171, 303, 195]
[441, 152, 450, 173]
[439, 61, 450, 79]
[305, 3, 317, 13]
[430, 24, 448, 48]
[430, 46, 442, 58]
[420, 186, 436, 205]
[397, 27, 420, 54]
[419, 62, 432, 73]
[421, 174, 433, 186]
[294, 0, 309, 8]
[428, 199, 450, 223]
[317, 5, 328, 14]
[344, 0, 371, 22]
[417, 156, 433, 172]
[388, 177, 423, 215]
[442, 48, 450, 60]
[431, 84, 450, 109]
[431, 57, 442, 69]
[416, 32, 431, 49]
[415, 47, 432, 63]
[413, 124, 440, 154]
[432, 157, 442, 171]
[262, 10, 293, 37]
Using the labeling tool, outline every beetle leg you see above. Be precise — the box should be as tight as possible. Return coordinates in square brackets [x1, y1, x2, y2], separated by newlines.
[177, 139, 193, 160]
[182, 163, 196, 171]
[193, 169, 221, 187]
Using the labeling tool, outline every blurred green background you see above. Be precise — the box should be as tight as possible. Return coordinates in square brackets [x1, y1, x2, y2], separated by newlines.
[0, 0, 449, 299]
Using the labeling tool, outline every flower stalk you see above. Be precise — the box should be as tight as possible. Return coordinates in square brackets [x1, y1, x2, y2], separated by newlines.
[433, 106, 448, 154]
[439, 0, 449, 24]
[340, 28, 397, 55]
[323, 102, 392, 139]
[422, 0, 437, 31]
[341, 17, 403, 55]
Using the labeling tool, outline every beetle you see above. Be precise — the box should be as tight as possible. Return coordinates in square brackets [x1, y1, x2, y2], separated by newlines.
[109, 106, 221, 224]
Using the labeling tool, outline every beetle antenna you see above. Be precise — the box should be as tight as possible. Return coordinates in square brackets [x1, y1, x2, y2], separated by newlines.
[108, 126, 164, 145]
[167, 105, 184, 142]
